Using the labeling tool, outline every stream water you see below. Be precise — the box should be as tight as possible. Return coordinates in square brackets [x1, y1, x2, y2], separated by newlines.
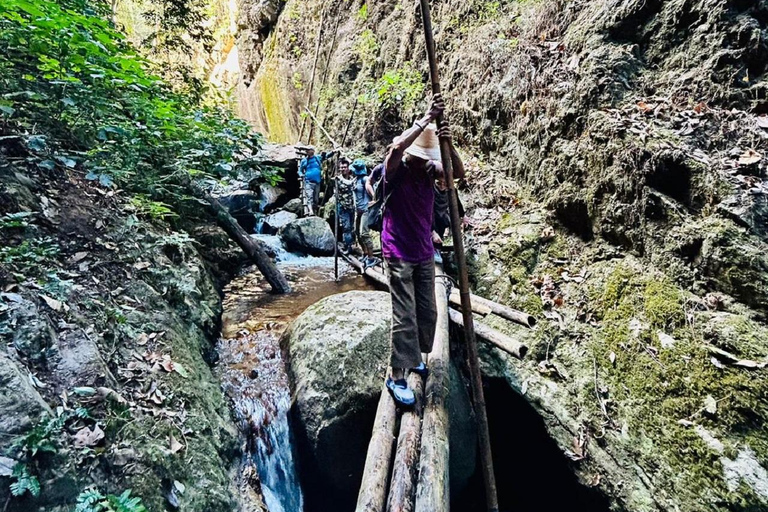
[217, 236, 374, 512]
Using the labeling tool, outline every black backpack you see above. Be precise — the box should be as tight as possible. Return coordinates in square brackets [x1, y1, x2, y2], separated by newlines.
[367, 176, 395, 232]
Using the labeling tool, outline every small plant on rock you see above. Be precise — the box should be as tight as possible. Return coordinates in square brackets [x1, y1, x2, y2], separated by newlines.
[75, 488, 147, 512]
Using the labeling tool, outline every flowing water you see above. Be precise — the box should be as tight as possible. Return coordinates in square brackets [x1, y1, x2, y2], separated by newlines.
[217, 239, 374, 512]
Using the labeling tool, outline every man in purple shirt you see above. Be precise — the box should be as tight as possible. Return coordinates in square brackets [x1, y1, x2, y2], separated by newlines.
[383, 94, 465, 406]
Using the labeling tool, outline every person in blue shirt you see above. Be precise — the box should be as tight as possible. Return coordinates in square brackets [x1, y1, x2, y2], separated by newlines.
[298, 146, 330, 216]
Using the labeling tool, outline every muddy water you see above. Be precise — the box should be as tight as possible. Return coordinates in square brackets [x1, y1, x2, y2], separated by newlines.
[217, 259, 375, 512]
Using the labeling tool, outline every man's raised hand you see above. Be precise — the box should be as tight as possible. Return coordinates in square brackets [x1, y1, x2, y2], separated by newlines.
[427, 93, 445, 121]
[437, 124, 452, 141]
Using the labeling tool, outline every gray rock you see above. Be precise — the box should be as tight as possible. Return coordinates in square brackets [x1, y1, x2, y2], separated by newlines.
[283, 198, 303, 215]
[284, 291, 391, 497]
[0, 351, 52, 452]
[8, 298, 56, 365]
[717, 191, 768, 242]
[279, 217, 335, 256]
[50, 330, 115, 393]
[262, 210, 297, 235]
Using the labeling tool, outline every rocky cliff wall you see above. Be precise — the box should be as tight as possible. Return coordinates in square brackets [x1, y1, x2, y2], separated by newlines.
[233, 1, 768, 511]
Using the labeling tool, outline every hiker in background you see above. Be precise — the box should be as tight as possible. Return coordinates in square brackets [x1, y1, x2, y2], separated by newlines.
[299, 146, 332, 216]
[431, 176, 465, 264]
[382, 93, 464, 406]
[351, 159, 380, 268]
[336, 158, 356, 254]
[365, 162, 385, 200]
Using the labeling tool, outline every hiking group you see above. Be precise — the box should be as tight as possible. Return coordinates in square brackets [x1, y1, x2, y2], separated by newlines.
[299, 93, 464, 406]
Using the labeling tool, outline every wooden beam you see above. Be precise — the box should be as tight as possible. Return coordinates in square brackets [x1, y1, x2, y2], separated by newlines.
[448, 309, 528, 360]
[452, 291, 536, 328]
[386, 372, 425, 512]
[414, 273, 450, 512]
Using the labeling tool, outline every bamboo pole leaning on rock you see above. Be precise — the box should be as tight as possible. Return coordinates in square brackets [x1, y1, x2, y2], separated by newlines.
[448, 309, 528, 360]
[414, 273, 451, 512]
[448, 292, 492, 316]
[356, 389, 399, 512]
[386, 372, 425, 512]
[187, 181, 291, 294]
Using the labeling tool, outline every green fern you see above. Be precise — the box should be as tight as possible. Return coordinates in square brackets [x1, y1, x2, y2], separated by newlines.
[9, 464, 40, 497]
[75, 488, 147, 512]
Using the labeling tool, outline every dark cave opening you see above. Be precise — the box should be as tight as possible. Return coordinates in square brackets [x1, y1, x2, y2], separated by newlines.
[452, 378, 611, 512]
[646, 155, 692, 207]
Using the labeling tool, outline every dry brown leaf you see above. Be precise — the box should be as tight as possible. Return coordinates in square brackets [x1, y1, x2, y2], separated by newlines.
[739, 149, 762, 166]
[169, 434, 184, 454]
[73, 425, 105, 448]
[693, 102, 708, 114]
[637, 101, 654, 113]
[40, 294, 63, 311]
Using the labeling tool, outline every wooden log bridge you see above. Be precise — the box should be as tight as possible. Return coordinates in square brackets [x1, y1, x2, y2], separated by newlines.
[355, 264, 451, 512]
[344, 254, 533, 512]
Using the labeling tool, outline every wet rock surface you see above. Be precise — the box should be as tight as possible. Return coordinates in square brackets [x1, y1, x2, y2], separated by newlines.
[280, 216, 336, 256]
[283, 290, 391, 508]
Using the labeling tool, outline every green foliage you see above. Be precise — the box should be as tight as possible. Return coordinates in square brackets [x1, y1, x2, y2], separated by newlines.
[357, 3, 369, 21]
[354, 29, 379, 68]
[12, 414, 65, 458]
[129, 195, 178, 220]
[75, 488, 148, 512]
[371, 63, 424, 112]
[292, 72, 304, 90]
[0, 0, 268, 220]
[0, 212, 35, 230]
[0, 237, 60, 276]
[10, 463, 40, 497]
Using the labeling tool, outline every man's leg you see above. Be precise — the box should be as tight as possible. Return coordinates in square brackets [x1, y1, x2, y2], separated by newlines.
[359, 209, 374, 258]
[341, 209, 354, 250]
[312, 182, 321, 212]
[303, 182, 315, 216]
[413, 260, 437, 355]
[388, 260, 422, 371]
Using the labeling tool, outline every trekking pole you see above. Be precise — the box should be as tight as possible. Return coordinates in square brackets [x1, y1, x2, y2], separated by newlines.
[418, 1, 499, 511]
[333, 155, 340, 282]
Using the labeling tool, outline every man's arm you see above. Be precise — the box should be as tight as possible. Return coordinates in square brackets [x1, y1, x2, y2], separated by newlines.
[384, 94, 446, 179]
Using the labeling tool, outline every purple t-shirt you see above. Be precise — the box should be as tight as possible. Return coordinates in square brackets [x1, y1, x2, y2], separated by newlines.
[382, 160, 435, 263]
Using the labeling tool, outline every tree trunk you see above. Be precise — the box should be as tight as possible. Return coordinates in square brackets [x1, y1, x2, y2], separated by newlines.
[355, 389, 399, 512]
[386, 372, 425, 512]
[189, 181, 291, 294]
[414, 273, 450, 512]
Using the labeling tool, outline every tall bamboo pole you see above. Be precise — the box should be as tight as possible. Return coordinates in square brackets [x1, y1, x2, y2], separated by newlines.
[334, 156, 340, 282]
[418, 1, 499, 511]
[298, 0, 328, 142]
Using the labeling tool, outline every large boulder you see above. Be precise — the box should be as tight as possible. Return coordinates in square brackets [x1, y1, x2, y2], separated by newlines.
[262, 210, 297, 235]
[279, 217, 335, 256]
[283, 291, 391, 509]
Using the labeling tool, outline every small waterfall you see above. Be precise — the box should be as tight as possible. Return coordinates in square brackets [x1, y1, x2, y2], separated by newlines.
[251, 234, 337, 267]
[255, 398, 303, 512]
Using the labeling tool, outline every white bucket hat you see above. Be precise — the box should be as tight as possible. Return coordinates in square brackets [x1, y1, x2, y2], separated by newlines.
[403, 123, 441, 162]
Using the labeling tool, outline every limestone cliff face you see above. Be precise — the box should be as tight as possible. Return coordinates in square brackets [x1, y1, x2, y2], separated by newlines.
[233, 1, 768, 511]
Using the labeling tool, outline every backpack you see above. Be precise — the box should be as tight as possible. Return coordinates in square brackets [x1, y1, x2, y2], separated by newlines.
[367, 176, 395, 232]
